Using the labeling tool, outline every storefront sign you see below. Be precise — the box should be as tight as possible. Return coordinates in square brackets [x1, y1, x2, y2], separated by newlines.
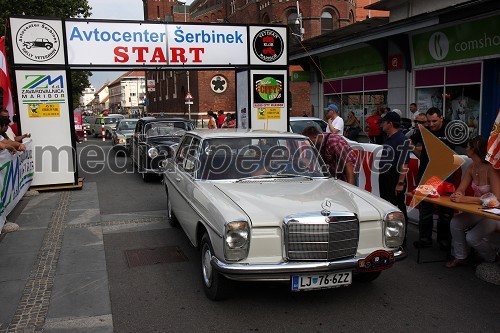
[412, 14, 500, 66]
[291, 71, 310, 82]
[320, 46, 384, 79]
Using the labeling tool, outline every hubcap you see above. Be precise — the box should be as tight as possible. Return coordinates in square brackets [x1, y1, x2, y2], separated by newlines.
[202, 244, 213, 287]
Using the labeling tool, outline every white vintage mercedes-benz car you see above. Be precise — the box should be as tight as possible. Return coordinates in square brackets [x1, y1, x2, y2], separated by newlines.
[163, 129, 406, 300]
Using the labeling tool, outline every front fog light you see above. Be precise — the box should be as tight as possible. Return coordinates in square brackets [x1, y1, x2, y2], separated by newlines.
[224, 221, 250, 261]
[148, 147, 159, 158]
[384, 211, 405, 248]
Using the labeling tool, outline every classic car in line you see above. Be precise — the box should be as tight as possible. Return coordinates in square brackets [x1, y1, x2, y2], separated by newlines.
[130, 118, 194, 181]
[163, 129, 406, 300]
[111, 118, 139, 154]
[89, 115, 125, 138]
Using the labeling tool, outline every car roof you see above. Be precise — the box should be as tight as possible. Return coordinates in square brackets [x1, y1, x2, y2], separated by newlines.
[141, 117, 191, 124]
[104, 115, 124, 118]
[118, 118, 138, 122]
[290, 117, 325, 122]
[186, 128, 305, 139]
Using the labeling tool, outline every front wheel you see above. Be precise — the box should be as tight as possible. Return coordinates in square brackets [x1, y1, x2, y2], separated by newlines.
[353, 271, 381, 283]
[165, 185, 178, 227]
[201, 233, 229, 301]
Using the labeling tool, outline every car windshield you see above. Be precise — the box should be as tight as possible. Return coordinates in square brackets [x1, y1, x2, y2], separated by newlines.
[197, 137, 329, 180]
[144, 121, 190, 138]
[290, 119, 327, 134]
[117, 120, 137, 131]
[104, 117, 123, 125]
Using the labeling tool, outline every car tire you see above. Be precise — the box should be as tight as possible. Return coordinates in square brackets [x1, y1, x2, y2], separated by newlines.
[165, 186, 178, 227]
[353, 271, 381, 283]
[141, 171, 153, 182]
[201, 233, 229, 301]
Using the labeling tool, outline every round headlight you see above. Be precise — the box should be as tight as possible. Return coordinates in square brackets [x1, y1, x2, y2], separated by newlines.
[148, 147, 159, 158]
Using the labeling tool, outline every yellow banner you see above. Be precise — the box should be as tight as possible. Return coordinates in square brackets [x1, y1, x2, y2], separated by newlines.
[257, 107, 281, 120]
[28, 104, 61, 118]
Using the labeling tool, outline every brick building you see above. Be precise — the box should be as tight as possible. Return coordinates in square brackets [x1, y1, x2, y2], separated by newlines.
[142, 0, 360, 121]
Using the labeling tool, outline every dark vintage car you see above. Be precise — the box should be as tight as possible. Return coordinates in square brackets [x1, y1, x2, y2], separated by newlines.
[130, 118, 194, 181]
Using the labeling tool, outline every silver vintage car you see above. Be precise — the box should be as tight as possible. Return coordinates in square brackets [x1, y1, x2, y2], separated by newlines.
[163, 129, 406, 300]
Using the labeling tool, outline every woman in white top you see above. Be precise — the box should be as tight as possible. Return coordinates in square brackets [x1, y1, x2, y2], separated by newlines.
[447, 136, 500, 268]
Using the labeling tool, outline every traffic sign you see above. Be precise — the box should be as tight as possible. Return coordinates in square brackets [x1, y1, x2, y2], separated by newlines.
[185, 92, 193, 101]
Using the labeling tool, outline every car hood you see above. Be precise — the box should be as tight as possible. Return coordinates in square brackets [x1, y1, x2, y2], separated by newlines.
[146, 136, 182, 146]
[116, 130, 134, 136]
[212, 179, 383, 227]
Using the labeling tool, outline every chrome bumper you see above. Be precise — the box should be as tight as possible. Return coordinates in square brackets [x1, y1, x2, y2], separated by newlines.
[212, 248, 406, 281]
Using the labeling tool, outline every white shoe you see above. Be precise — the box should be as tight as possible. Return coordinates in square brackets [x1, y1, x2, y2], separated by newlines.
[2, 222, 19, 233]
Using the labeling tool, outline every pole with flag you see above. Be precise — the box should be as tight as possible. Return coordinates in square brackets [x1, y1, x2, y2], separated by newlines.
[486, 110, 500, 169]
[0, 36, 14, 119]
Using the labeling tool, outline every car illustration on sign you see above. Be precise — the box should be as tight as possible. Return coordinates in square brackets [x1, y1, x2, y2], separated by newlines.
[23, 38, 53, 50]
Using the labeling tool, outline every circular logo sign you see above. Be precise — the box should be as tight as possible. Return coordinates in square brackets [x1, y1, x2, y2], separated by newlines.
[16, 21, 60, 62]
[428, 32, 449, 61]
[255, 77, 282, 101]
[253, 29, 284, 63]
[210, 75, 227, 93]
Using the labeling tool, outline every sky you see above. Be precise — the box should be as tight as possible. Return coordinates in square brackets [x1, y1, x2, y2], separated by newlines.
[87, 0, 194, 89]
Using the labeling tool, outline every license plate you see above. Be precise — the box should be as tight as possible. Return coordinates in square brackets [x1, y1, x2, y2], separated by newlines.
[291, 271, 352, 291]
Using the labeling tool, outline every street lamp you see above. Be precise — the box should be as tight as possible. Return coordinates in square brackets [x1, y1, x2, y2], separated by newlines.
[177, 1, 187, 22]
[177, 1, 191, 121]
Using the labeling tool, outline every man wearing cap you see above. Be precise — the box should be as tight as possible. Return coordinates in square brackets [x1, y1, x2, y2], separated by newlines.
[379, 111, 411, 245]
[324, 104, 344, 135]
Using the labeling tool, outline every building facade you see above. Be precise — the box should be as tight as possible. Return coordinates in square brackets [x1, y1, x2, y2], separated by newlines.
[108, 71, 146, 115]
[79, 86, 96, 111]
[290, 0, 500, 138]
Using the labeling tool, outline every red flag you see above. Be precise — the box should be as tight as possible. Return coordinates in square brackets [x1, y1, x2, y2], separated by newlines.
[0, 36, 14, 119]
[486, 110, 500, 169]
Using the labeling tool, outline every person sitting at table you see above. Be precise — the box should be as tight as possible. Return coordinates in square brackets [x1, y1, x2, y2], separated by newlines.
[446, 136, 500, 268]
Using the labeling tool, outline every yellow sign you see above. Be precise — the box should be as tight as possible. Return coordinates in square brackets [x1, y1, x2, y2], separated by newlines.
[257, 107, 281, 120]
[28, 104, 61, 118]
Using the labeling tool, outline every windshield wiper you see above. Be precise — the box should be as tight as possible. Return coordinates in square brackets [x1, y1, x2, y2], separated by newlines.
[235, 173, 313, 182]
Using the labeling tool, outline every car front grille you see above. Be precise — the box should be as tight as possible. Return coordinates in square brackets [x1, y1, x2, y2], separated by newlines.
[284, 213, 359, 261]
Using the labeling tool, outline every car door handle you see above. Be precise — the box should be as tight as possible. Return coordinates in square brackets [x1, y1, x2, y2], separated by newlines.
[175, 177, 181, 182]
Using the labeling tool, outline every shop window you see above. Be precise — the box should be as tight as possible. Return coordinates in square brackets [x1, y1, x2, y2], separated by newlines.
[415, 63, 481, 138]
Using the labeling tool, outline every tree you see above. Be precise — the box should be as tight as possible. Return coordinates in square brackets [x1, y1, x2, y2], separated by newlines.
[1, 0, 93, 110]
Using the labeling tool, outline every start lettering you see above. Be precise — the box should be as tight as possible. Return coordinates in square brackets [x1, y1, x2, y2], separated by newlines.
[113, 46, 167, 63]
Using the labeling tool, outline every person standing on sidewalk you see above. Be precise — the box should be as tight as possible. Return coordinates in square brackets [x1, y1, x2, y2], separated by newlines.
[378, 112, 411, 245]
[410, 107, 455, 250]
[324, 104, 344, 135]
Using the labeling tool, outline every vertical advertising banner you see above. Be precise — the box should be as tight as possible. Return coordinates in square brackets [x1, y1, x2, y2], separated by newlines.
[236, 71, 249, 129]
[15, 70, 74, 186]
[251, 70, 287, 131]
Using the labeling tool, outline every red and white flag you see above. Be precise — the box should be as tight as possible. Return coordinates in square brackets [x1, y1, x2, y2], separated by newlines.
[486, 110, 500, 169]
[0, 36, 14, 119]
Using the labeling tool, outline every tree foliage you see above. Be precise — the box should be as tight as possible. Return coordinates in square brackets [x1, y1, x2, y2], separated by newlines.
[1, 0, 93, 110]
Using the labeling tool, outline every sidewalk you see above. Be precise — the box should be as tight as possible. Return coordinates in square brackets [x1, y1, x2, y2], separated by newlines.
[0, 183, 112, 332]
[0, 182, 168, 332]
